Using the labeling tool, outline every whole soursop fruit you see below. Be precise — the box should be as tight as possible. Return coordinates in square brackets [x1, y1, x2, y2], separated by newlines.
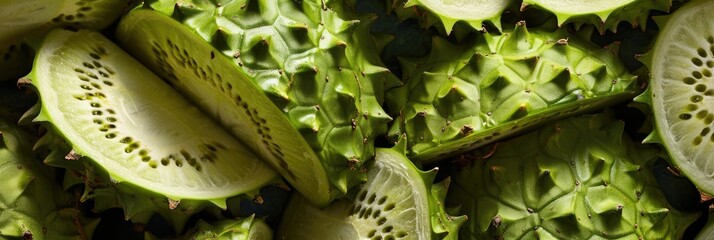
[634, 0, 714, 196]
[386, 22, 639, 164]
[116, 0, 400, 205]
[447, 113, 698, 239]
[19, 28, 280, 232]
[277, 137, 465, 239]
[0, 117, 99, 240]
[520, 0, 672, 34]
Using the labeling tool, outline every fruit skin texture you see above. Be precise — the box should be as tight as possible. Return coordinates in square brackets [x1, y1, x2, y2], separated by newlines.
[390, 0, 515, 34]
[447, 113, 698, 239]
[277, 138, 465, 240]
[635, 0, 714, 197]
[386, 22, 639, 164]
[135, 0, 400, 199]
[0, 117, 99, 240]
[168, 215, 273, 240]
[521, 0, 671, 34]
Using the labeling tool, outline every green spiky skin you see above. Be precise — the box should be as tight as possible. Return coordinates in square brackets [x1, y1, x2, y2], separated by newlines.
[277, 139, 465, 239]
[391, 0, 515, 35]
[634, 0, 714, 196]
[0, 117, 99, 240]
[179, 215, 273, 240]
[386, 22, 639, 164]
[447, 113, 698, 239]
[521, 0, 672, 34]
[125, 0, 400, 200]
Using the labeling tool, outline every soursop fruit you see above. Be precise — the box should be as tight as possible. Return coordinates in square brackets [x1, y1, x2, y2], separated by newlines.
[0, 0, 129, 82]
[277, 137, 465, 239]
[389, 0, 516, 35]
[447, 113, 698, 239]
[520, 0, 672, 34]
[0, 117, 99, 240]
[117, 0, 401, 205]
[634, 0, 714, 196]
[19, 27, 281, 233]
[386, 22, 639, 164]
[144, 215, 273, 240]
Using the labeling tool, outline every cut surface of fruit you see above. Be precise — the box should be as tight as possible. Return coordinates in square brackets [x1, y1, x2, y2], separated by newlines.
[643, 0, 714, 195]
[27, 28, 277, 202]
[277, 143, 464, 239]
[521, 0, 671, 33]
[116, 6, 341, 206]
[403, 0, 512, 33]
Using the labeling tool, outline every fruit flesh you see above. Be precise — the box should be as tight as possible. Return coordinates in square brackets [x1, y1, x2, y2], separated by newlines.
[645, 0, 714, 195]
[28, 28, 277, 201]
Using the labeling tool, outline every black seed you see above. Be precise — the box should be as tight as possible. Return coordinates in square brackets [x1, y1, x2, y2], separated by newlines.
[81, 85, 92, 90]
[103, 81, 113, 86]
[684, 77, 697, 85]
[149, 161, 158, 168]
[74, 68, 85, 73]
[161, 158, 170, 166]
[99, 71, 109, 78]
[93, 61, 102, 68]
[378, 196, 387, 205]
[691, 95, 703, 102]
[697, 110, 709, 119]
[107, 117, 116, 122]
[105, 133, 116, 139]
[142, 156, 151, 162]
[703, 69, 712, 77]
[120, 137, 132, 143]
[687, 104, 699, 111]
[87, 72, 98, 79]
[680, 113, 692, 120]
[139, 150, 148, 156]
[91, 110, 102, 115]
[90, 53, 100, 59]
[125, 147, 134, 153]
[384, 203, 395, 211]
[368, 194, 377, 204]
[83, 62, 94, 69]
[382, 226, 393, 233]
[693, 58, 704, 66]
[377, 217, 387, 226]
[93, 119, 103, 124]
[693, 71, 703, 79]
[358, 191, 367, 201]
[368, 230, 376, 238]
[698, 48, 708, 58]
[702, 128, 711, 136]
[694, 136, 703, 145]
[708, 61, 714, 68]
[708, 36, 714, 44]
[696, 84, 707, 92]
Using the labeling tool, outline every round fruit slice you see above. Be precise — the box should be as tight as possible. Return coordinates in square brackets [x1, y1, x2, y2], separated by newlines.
[277, 141, 464, 239]
[116, 8, 332, 206]
[401, 0, 513, 33]
[642, 0, 714, 195]
[521, 0, 670, 33]
[24, 28, 277, 202]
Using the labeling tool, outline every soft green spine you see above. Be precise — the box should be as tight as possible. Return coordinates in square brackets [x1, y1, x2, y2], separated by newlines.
[386, 22, 639, 163]
[143, 0, 400, 194]
[0, 117, 99, 240]
[447, 113, 698, 239]
[521, 0, 671, 34]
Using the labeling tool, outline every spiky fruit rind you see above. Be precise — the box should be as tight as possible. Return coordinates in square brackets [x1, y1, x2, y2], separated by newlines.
[179, 215, 273, 240]
[521, 0, 671, 33]
[124, 0, 400, 203]
[277, 139, 464, 239]
[638, 0, 714, 195]
[447, 113, 697, 239]
[387, 22, 638, 163]
[25, 28, 277, 204]
[0, 117, 99, 240]
[398, 0, 513, 34]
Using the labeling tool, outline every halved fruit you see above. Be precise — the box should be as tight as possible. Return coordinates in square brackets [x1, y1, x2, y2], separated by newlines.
[637, 0, 714, 195]
[23, 28, 277, 204]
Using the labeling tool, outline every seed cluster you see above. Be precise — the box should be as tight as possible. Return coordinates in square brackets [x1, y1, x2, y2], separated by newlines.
[50, 0, 96, 28]
[150, 38, 294, 179]
[350, 189, 406, 240]
[679, 36, 714, 146]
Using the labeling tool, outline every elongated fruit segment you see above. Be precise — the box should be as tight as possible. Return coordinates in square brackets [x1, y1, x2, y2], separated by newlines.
[447, 113, 698, 239]
[636, 0, 714, 195]
[116, 5, 343, 206]
[277, 140, 464, 239]
[24, 28, 277, 203]
[386, 22, 639, 163]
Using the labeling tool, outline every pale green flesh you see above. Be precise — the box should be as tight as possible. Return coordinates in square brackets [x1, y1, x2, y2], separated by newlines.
[524, 0, 633, 15]
[412, 0, 508, 21]
[278, 148, 430, 240]
[0, 0, 62, 40]
[116, 9, 331, 205]
[650, 0, 714, 194]
[32, 29, 276, 200]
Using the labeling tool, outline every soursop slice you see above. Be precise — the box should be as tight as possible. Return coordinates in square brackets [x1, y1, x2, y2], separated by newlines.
[117, 0, 400, 204]
[277, 138, 465, 239]
[634, 0, 714, 196]
[22, 28, 278, 213]
[447, 113, 698, 239]
[0, 0, 129, 82]
[387, 22, 639, 164]
[0, 117, 99, 240]
[521, 0, 672, 34]
[391, 0, 515, 35]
